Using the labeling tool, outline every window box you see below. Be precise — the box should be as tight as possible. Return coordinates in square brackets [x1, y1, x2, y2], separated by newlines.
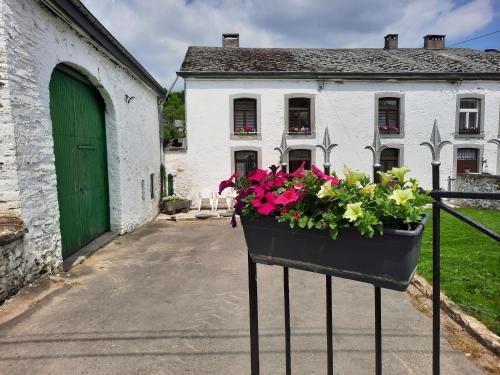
[241, 214, 428, 291]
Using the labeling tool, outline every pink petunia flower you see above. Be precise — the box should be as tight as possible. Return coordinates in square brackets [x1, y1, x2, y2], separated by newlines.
[311, 165, 340, 185]
[290, 162, 306, 178]
[248, 168, 267, 184]
[252, 191, 277, 215]
[275, 188, 299, 205]
[218, 172, 239, 194]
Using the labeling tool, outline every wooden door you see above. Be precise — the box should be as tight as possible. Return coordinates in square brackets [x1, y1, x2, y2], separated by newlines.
[50, 67, 110, 258]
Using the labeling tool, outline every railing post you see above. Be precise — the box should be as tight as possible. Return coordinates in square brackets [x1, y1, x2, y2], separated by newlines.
[317, 127, 337, 375]
[365, 127, 386, 375]
[275, 132, 291, 374]
[248, 253, 260, 375]
[420, 120, 450, 375]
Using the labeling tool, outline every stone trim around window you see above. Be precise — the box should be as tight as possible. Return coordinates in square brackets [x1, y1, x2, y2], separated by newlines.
[284, 94, 316, 139]
[229, 94, 262, 140]
[454, 93, 485, 139]
[452, 144, 484, 178]
[286, 145, 316, 167]
[230, 146, 263, 173]
[374, 93, 405, 139]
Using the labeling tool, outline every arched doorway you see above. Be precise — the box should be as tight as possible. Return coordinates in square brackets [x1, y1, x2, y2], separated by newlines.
[49, 65, 110, 258]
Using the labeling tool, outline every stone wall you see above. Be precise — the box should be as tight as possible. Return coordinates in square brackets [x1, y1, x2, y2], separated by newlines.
[454, 173, 500, 210]
[0, 216, 28, 301]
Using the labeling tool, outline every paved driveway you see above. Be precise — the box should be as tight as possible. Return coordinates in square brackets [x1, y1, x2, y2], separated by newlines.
[0, 220, 484, 374]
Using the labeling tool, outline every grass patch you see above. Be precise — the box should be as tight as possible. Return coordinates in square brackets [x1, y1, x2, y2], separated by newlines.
[418, 207, 500, 336]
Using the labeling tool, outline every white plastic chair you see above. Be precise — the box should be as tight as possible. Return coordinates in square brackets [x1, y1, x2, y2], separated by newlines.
[198, 189, 215, 211]
[215, 188, 236, 211]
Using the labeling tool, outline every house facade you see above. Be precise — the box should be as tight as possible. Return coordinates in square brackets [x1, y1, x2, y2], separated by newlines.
[0, 0, 166, 301]
[168, 34, 500, 203]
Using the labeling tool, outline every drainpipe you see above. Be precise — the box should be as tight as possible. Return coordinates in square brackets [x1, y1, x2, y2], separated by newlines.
[158, 76, 180, 198]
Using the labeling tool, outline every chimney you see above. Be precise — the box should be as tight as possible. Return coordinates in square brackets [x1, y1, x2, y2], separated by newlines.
[423, 34, 446, 49]
[384, 34, 398, 50]
[222, 33, 239, 47]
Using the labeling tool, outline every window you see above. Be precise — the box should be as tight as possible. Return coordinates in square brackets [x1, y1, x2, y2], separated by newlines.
[288, 98, 311, 134]
[378, 98, 400, 134]
[458, 98, 480, 134]
[457, 148, 479, 173]
[234, 99, 257, 134]
[150, 173, 155, 200]
[288, 149, 311, 172]
[380, 148, 399, 172]
[234, 150, 258, 176]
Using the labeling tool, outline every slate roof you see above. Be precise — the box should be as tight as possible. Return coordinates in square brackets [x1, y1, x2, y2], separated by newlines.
[178, 47, 500, 80]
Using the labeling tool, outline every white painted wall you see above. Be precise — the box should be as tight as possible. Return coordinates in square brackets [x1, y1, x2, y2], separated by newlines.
[0, 0, 162, 287]
[166, 78, 500, 202]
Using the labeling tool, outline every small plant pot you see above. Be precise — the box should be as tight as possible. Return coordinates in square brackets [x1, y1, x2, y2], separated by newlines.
[161, 199, 192, 215]
[241, 214, 428, 291]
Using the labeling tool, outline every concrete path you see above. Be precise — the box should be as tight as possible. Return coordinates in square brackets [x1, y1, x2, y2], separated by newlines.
[0, 220, 485, 374]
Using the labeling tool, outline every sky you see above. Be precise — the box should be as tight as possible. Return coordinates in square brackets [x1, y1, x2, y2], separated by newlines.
[81, 0, 500, 91]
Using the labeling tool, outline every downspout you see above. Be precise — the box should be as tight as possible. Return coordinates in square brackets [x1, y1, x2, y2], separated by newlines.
[158, 75, 180, 198]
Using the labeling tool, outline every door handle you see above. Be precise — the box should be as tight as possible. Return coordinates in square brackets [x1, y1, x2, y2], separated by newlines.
[78, 144, 95, 150]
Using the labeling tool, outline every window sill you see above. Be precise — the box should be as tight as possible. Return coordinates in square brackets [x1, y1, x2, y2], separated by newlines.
[286, 132, 316, 139]
[380, 132, 404, 139]
[454, 133, 484, 139]
[230, 133, 262, 140]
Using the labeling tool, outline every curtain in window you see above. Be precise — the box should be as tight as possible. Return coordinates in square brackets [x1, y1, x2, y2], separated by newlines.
[234, 99, 257, 134]
[458, 98, 480, 134]
[378, 98, 400, 134]
[288, 98, 311, 134]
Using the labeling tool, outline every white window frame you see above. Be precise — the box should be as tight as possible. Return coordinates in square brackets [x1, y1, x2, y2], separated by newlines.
[455, 94, 485, 138]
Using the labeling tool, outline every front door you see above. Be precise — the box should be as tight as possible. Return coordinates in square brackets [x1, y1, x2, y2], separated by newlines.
[50, 67, 110, 258]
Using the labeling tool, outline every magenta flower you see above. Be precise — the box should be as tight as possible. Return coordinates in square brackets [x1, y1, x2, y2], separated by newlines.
[311, 165, 340, 185]
[275, 189, 299, 206]
[252, 191, 277, 215]
[248, 168, 267, 183]
[290, 162, 306, 178]
[218, 172, 239, 194]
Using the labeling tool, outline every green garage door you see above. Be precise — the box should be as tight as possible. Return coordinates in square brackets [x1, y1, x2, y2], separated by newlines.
[50, 67, 110, 259]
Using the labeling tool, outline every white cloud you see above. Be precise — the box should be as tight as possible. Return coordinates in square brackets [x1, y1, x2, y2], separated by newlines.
[81, 0, 495, 89]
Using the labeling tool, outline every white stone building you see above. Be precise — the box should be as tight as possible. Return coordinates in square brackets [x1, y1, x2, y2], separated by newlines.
[0, 0, 166, 301]
[168, 34, 500, 203]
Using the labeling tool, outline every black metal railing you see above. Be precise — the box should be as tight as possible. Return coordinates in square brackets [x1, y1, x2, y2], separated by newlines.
[246, 122, 500, 374]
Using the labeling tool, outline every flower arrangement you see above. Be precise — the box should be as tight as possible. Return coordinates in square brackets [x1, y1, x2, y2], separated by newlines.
[236, 124, 257, 134]
[219, 164, 431, 239]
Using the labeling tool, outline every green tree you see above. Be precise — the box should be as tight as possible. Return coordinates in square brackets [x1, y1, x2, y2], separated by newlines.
[163, 91, 185, 141]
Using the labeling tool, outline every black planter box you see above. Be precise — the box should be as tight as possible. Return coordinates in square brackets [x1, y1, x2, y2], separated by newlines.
[241, 214, 428, 291]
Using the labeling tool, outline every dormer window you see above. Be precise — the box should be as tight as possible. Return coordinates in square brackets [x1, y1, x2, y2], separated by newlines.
[378, 97, 400, 134]
[458, 98, 480, 134]
[234, 98, 257, 135]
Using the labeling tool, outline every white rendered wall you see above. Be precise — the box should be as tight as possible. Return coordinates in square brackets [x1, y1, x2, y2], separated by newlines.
[166, 78, 500, 202]
[0, 0, 161, 282]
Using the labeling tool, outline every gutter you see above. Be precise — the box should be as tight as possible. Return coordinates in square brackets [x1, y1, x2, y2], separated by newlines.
[41, 0, 167, 96]
[177, 71, 500, 81]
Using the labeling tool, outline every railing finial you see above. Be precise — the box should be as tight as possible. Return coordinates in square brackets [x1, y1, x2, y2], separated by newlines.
[365, 126, 387, 166]
[420, 119, 451, 165]
[274, 131, 291, 166]
[316, 126, 338, 168]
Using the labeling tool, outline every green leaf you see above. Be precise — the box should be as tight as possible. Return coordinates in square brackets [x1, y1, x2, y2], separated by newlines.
[307, 218, 315, 229]
[298, 215, 309, 228]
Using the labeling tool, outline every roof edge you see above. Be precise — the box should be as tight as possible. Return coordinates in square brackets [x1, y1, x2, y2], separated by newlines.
[41, 0, 167, 96]
[177, 71, 500, 81]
